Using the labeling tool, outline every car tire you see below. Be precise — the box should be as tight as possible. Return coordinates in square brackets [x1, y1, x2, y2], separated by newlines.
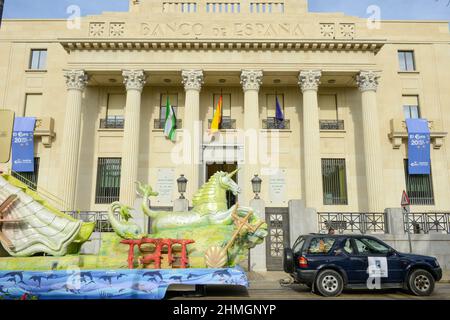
[408, 269, 435, 296]
[283, 248, 295, 274]
[315, 269, 344, 297]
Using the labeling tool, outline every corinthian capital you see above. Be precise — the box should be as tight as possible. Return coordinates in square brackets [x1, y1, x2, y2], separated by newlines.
[298, 70, 322, 92]
[122, 70, 147, 91]
[356, 71, 380, 92]
[64, 70, 88, 91]
[181, 69, 204, 91]
[240, 70, 263, 91]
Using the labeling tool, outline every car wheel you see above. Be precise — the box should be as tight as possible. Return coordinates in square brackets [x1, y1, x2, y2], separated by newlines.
[315, 270, 344, 297]
[408, 269, 435, 296]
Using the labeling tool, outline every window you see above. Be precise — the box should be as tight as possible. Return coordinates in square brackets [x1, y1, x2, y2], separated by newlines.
[398, 50, 416, 71]
[354, 238, 391, 255]
[263, 94, 289, 129]
[322, 159, 348, 205]
[155, 93, 179, 129]
[404, 159, 434, 205]
[12, 157, 40, 189]
[101, 93, 125, 129]
[307, 237, 336, 254]
[209, 94, 235, 129]
[24, 93, 43, 117]
[292, 236, 305, 254]
[343, 239, 354, 254]
[29, 49, 47, 70]
[403, 95, 420, 119]
[95, 158, 121, 204]
[319, 94, 344, 130]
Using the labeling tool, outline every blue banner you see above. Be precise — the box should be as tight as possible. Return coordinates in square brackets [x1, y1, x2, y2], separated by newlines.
[406, 118, 430, 175]
[11, 117, 36, 172]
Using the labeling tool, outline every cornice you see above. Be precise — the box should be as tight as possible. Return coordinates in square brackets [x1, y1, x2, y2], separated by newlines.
[59, 38, 386, 54]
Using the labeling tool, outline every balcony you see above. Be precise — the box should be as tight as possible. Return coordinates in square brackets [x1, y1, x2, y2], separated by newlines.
[262, 118, 290, 130]
[388, 118, 447, 149]
[207, 117, 236, 130]
[34, 117, 55, 148]
[320, 120, 344, 131]
[99, 116, 124, 129]
[154, 118, 183, 130]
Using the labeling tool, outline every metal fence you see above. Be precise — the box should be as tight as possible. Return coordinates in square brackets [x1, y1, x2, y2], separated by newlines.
[207, 117, 236, 130]
[262, 118, 290, 130]
[154, 118, 183, 130]
[318, 212, 387, 234]
[100, 116, 125, 129]
[403, 212, 450, 234]
[65, 211, 119, 233]
[320, 120, 345, 130]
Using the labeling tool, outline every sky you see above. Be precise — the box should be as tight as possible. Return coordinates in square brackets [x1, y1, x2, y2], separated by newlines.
[2, 0, 450, 20]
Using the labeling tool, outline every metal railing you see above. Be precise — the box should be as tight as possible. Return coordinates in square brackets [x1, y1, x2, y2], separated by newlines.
[100, 116, 125, 129]
[318, 212, 387, 234]
[154, 118, 183, 130]
[262, 118, 290, 130]
[207, 117, 236, 130]
[65, 211, 119, 233]
[320, 120, 345, 130]
[403, 212, 450, 234]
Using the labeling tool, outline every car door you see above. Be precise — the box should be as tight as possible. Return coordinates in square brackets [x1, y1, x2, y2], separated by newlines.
[336, 238, 369, 284]
[360, 237, 405, 284]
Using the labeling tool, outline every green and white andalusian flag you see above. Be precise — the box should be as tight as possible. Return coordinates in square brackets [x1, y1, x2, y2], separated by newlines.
[164, 96, 177, 141]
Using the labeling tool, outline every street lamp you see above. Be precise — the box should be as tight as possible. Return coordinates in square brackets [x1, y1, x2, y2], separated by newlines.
[177, 174, 188, 199]
[251, 174, 262, 199]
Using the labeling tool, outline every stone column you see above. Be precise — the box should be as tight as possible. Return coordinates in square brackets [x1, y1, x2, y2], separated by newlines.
[60, 70, 88, 210]
[181, 70, 204, 198]
[356, 71, 384, 212]
[119, 70, 147, 206]
[241, 70, 263, 205]
[298, 70, 323, 210]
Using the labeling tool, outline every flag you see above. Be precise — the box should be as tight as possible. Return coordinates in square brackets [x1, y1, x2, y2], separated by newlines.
[210, 95, 223, 134]
[0, 0, 4, 28]
[163, 96, 176, 141]
[275, 96, 285, 129]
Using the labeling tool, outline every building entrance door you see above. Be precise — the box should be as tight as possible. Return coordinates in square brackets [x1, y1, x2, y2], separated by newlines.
[206, 162, 237, 209]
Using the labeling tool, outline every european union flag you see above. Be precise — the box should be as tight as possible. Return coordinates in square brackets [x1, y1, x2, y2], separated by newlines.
[0, 0, 4, 28]
[275, 96, 285, 129]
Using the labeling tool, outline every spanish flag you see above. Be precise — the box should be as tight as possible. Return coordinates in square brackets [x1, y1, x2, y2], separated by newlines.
[210, 95, 223, 134]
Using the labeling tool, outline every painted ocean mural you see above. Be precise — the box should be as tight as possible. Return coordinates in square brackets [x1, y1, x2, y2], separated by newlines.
[0, 267, 248, 300]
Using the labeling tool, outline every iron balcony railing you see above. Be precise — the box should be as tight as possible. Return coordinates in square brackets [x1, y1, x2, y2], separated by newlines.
[318, 212, 387, 234]
[320, 120, 345, 130]
[403, 212, 450, 234]
[207, 117, 236, 130]
[154, 118, 183, 130]
[100, 116, 125, 129]
[262, 118, 290, 130]
[65, 211, 119, 233]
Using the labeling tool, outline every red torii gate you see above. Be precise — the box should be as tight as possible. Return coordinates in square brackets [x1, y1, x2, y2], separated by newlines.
[121, 238, 195, 269]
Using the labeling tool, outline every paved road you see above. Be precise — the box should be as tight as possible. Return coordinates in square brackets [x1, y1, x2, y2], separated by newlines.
[168, 272, 450, 300]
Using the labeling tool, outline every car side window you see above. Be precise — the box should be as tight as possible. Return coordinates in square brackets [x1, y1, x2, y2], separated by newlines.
[293, 237, 305, 254]
[307, 237, 336, 254]
[343, 239, 354, 254]
[354, 239, 372, 255]
[354, 238, 390, 255]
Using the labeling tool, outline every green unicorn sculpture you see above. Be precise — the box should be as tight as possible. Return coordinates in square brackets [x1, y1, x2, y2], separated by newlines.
[136, 170, 268, 249]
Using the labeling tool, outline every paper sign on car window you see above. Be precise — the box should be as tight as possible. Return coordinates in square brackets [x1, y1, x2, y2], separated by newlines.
[368, 257, 388, 278]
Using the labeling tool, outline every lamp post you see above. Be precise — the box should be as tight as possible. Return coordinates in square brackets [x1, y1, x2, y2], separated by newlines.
[251, 174, 262, 199]
[177, 174, 188, 199]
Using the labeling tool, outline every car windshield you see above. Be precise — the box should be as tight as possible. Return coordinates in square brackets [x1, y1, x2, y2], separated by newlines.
[354, 238, 391, 255]
[307, 237, 336, 254]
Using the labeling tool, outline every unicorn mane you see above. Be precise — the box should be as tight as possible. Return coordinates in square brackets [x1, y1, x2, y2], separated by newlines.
[192, 171, 226, 207]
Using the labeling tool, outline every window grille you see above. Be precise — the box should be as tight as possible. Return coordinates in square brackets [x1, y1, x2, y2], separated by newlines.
[322, 158, 348, 205]
[95, 158, 121, 204]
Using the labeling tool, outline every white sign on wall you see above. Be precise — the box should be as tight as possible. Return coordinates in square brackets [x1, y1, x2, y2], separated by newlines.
[155, 168, 175, 204]
[268, 168, 287, 205]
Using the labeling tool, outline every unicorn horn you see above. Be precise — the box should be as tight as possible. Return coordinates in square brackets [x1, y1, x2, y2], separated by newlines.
[227, 168, 241, 178]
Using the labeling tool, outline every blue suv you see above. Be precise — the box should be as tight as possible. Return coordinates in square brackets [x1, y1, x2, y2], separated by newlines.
[283, 234, 442, 297]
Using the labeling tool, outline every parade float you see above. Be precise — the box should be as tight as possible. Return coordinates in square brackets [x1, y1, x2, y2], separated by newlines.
[0, 170, 268, 300]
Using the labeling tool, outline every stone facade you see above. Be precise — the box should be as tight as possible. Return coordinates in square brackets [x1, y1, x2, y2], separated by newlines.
[0, 0, 449, 217]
